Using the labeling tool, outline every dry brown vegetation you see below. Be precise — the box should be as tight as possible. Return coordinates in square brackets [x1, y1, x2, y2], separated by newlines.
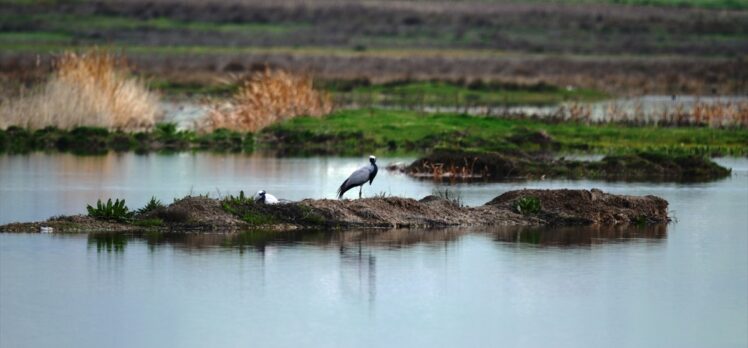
[201, 68, 332, 132]
[0, 51, 160, 130]
[557, 100, 748, 128]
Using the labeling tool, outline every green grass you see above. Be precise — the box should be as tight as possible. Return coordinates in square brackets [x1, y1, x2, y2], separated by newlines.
[3, 109, 747, 156]
[0, 124, 254, 154]
[262, 109, 748, 156]
[0, 31, 73, 43]
[0, 13, 303, 35]
[330, 80, 607, 107]
[512, 0, 747, 9]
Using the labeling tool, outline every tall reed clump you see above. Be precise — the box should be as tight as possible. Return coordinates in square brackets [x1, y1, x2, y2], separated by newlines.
[201, 68, 333, 132]
[0, 51, 161, 130]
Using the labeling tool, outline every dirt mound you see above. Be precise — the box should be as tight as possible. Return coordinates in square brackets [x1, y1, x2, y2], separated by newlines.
[303, 196, 483, 228]
[0, 189, 669, 233]
[146, 196, 247, 230]
[407, 150, 533, 179]
[406, 150, 731, 182]
[487, 189, 669, 225]
[0, 215, 134, 233]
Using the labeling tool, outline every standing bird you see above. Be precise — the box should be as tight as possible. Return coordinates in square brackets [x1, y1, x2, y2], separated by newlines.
[253, 190, 279, 204]
[338, 156, 378, 199]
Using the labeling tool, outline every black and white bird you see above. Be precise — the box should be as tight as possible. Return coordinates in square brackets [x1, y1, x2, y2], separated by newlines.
[337, 155, 378, 199]
[253, 190, 279, 204]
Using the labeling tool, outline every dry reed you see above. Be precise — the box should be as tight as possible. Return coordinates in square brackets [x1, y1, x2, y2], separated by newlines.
[554, 100, 748, 128]
[0, 51, 160, 130]
[201, 68, 333, 132]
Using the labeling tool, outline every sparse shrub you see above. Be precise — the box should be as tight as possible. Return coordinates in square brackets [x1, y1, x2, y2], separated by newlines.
[221, 190, 254, 214]
[431, 188, 463, 207]
[201, 68, 333, 132]
[87, 198, 134, 222]
[58, 126, 110, 153]
[196, 128, 247, 151]
[515, 196, 541, 215]
[0, 50, 161, 130]
[149, 123, 194, 150]
[136, 196, 165, 215]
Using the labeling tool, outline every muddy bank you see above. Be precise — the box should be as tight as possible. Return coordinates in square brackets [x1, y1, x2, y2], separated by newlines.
[0, 189, 669, 233]
[403, 149, 731, 182]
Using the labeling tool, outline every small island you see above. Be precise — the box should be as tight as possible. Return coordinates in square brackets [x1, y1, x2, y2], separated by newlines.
[0, 189, 669, 233]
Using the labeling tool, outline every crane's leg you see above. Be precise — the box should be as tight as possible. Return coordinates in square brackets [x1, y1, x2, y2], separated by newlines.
[359, 185, 363, 199]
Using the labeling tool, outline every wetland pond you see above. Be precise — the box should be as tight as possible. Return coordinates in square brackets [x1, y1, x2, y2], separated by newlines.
[1, 154, 747, 347]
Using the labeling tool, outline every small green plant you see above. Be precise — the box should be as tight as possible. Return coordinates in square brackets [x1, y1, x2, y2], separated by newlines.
[221, 190, 254, 214]
[87, 198, 134, 222]
[515, 196, 541, 215]
[241, 212, 276, 225]
[136, 196, 165, 215]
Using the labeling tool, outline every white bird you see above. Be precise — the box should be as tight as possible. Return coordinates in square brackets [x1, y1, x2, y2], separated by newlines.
[253, 190, 279, 204]
[338, 155, 378, 199]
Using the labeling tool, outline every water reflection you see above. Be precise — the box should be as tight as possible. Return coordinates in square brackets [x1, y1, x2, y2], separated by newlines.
[490, 224, 667, 247]
[87, 224, 668, 254]
[88, 232, 128, 252]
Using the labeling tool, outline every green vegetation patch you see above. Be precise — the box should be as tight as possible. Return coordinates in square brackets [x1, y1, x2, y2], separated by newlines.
[262, 109, 748, 156]
[87, 198, 134, 223]
[327, 80, 607, 107]
[221, 191, 326, 227]
[0, 124, 254, 154]
[515, 197, 542, 215]
[0, 13, 303, 35]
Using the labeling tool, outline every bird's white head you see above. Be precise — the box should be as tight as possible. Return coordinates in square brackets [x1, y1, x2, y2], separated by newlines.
[257, 190, 266, 196]
[369, 155, 377, 164]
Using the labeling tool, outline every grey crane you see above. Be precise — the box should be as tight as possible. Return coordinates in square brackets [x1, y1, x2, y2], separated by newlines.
[337, 156, 378, 199]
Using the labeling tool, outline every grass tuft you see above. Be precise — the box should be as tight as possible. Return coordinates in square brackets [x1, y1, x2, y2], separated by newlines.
[0, 50, 161, 131]
[87, 198, 134, 222]
[515, 196, 541, 215]
[136, 196, 165, 215]
[201, 68, 332, 132]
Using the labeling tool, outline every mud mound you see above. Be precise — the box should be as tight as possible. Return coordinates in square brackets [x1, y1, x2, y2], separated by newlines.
[148, 196, 247, 230]
[303, 196, 480, 228]
[407, 150, 731, 182]
[407, 150, 534, 179]
[1, 189, 670, 233]
[487, 189, 669, 225]
[0, 215, 134, 233]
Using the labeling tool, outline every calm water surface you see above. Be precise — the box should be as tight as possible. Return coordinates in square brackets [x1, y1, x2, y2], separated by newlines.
[1, 154, 747, 347]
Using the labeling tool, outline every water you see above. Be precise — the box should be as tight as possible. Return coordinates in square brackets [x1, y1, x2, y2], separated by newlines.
[1, 155, 747, 347]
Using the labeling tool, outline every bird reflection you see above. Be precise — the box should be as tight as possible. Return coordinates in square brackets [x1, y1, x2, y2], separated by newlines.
[339, 242, 377, 306]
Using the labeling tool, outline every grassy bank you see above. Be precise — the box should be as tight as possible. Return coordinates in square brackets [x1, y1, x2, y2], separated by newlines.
[261, 109, 748, 156]
[325, 80, 607, 107]
[2, 109, 747, 156]
[0, 124, 253, 154]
